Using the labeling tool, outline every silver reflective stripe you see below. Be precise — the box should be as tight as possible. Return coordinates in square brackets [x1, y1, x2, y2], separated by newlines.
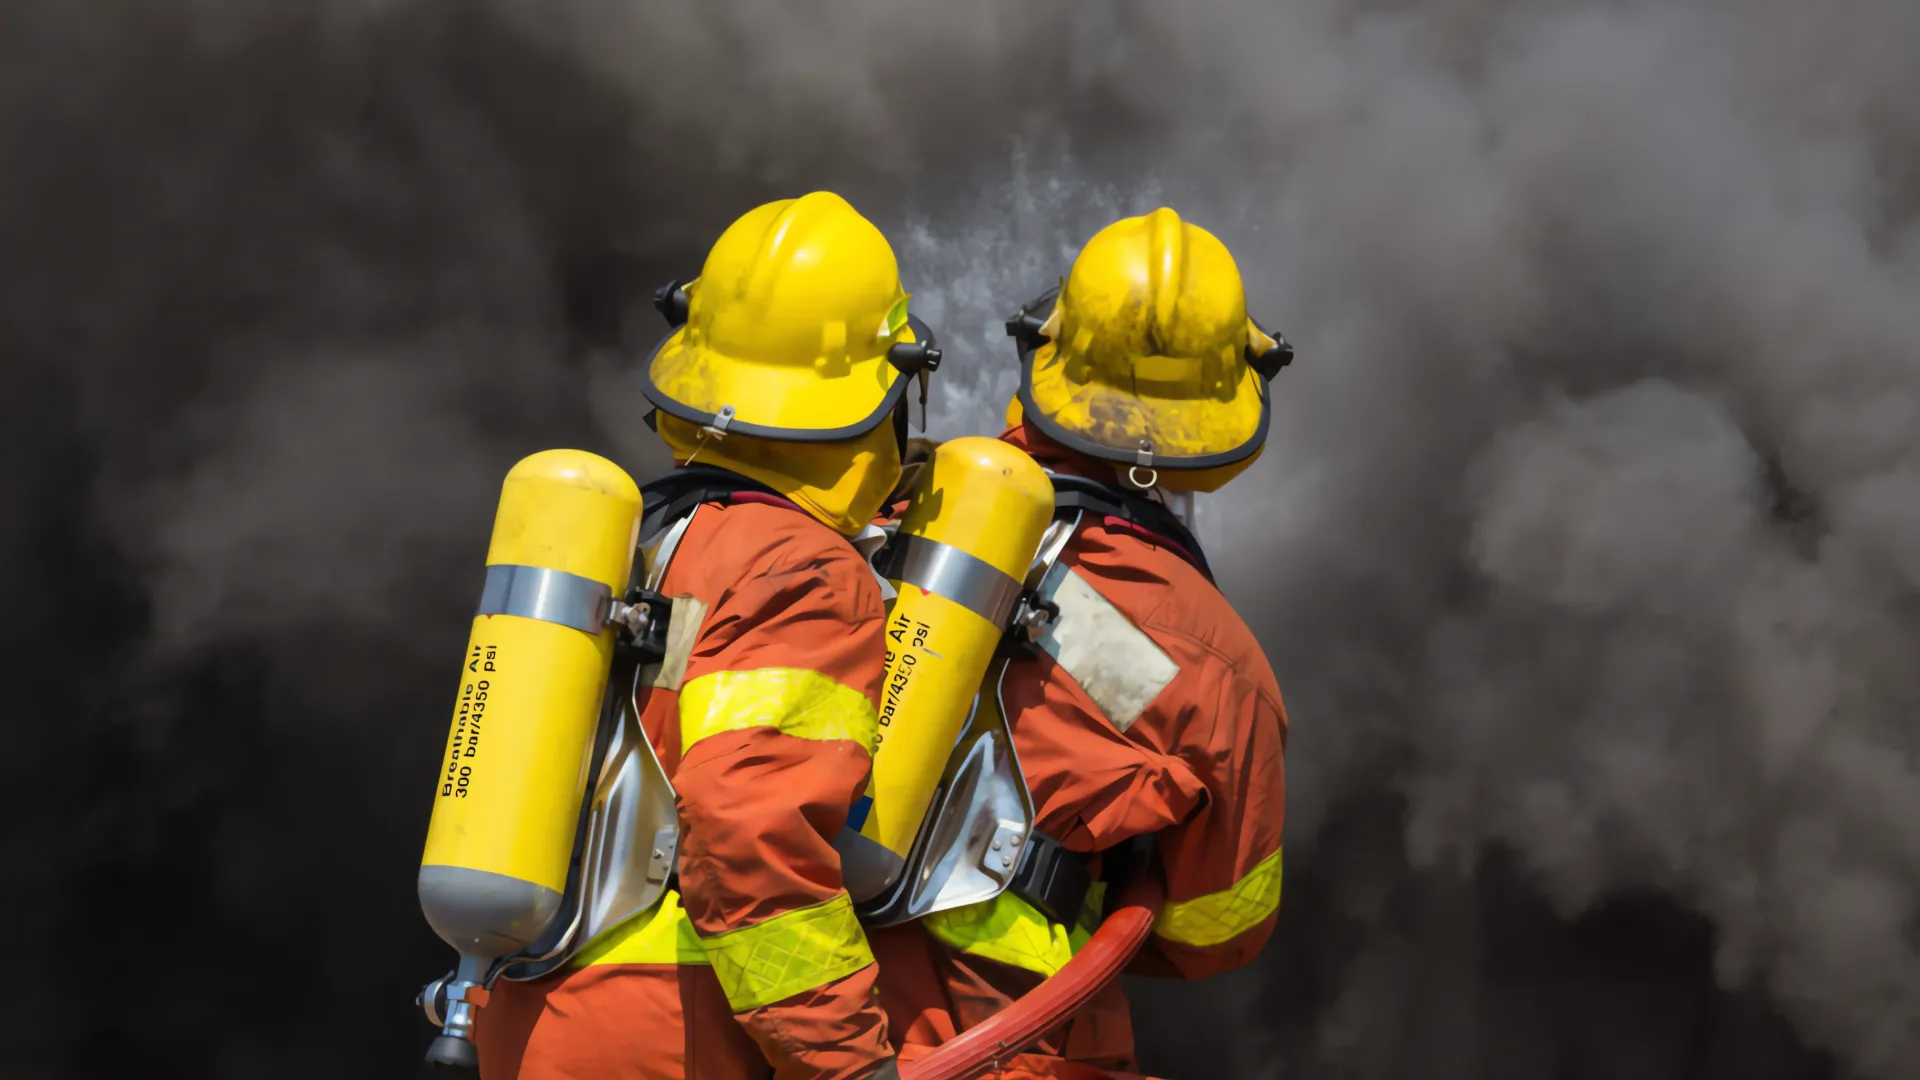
[477, 565, 613, 635]
[892, 534, 1024, 626]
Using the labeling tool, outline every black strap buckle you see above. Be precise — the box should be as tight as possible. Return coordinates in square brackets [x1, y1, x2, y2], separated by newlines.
[1009, 830, 1094, 928]
[611, 585, 673, 662]
[993, 587, 1061, 663]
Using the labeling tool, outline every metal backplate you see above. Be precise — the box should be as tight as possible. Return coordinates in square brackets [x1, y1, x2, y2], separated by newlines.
[857, 660, 1036, 928]
[496, 662, 679, 981]
[576, 665, 681, 937]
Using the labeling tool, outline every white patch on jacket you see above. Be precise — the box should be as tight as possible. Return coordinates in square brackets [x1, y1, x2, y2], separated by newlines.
[1034, 567, 1179, 733]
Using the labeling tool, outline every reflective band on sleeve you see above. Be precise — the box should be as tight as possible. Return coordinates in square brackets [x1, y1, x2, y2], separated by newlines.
[679, 668, 880, 757]
[698, 891, 875, 1012]
[1153, 846, 1284, 948]
[573, 890, 711, 968]
[923, 892, 1077, 979]
[477, 564, 614, 635]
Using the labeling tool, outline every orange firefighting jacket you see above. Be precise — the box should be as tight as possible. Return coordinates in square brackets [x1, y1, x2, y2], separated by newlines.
[477, 490, 894, 1080]
[869, 423, 1288, 1075]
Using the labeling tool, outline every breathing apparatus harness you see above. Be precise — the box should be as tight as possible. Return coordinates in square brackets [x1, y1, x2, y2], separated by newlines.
[982, 468, 1220, 929]
[1043, 473, 1215, 584]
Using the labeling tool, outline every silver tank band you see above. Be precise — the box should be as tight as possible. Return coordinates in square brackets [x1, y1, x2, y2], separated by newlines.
[476, 564, 613, 635]
[889, 535, 1024, 626]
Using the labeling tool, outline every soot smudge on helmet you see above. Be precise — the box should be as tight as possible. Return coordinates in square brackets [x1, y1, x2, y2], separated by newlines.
[1, 1, 1914, 1078]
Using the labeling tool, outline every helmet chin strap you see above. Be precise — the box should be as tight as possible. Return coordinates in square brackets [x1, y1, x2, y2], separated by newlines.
[891, 398, 911, 459]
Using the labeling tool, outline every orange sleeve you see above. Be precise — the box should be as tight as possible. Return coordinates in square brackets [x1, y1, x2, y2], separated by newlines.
[1004, 653, 1211, 852]
[1129, 659, 1288, 980]
[671, 511, 893, 1080]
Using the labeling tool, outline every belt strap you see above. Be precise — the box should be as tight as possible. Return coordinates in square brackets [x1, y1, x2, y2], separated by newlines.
[1008, 831, 1094, 928]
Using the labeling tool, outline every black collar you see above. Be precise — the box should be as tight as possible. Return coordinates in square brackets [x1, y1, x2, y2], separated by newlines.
[638, 465, 786, 541]
[1046, 472, 1214, 582]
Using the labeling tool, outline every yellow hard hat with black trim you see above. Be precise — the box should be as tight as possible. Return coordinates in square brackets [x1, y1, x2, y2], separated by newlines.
[1006, 207, 1293, 490]
[642, 191, 941, 443]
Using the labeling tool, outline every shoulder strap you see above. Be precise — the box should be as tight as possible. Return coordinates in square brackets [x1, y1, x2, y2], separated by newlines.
[636, 464, 873, 591]
[642, 507, 699, 591]
[638, 465, 786, 543]
[1044, 472, 1215, 582]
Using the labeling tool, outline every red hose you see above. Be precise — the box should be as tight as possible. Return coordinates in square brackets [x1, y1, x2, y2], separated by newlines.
[899, 882, 1161, 1080]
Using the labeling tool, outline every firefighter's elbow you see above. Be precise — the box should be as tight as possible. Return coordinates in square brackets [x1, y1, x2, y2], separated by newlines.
[1147, 912, 1278, 980]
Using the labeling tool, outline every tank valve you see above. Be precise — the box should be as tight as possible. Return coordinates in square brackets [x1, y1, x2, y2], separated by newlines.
[420, 957, 486, 1073]
[414, 449, 646, 1077]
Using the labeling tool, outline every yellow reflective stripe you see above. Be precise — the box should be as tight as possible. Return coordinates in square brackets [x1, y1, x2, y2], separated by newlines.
[924, 892, 1078, 979]
[679, 668, 879, 756]
[1154, 846, 1284, 948]
[698, 891, 875, 1011]
[572, 890, 710, 968]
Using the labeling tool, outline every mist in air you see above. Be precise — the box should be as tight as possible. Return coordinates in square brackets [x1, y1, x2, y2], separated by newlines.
[2, 1, 1915, 1077]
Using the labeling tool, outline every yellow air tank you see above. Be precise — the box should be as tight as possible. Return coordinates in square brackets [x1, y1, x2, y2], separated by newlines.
[836, 437, 1055, 901]
[417, 449, 643, 1071]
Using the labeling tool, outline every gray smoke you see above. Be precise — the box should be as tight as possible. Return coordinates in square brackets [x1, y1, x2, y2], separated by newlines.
[2, 1, 1914, 1078]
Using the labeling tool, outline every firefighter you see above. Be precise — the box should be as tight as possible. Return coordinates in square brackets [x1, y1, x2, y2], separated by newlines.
[472, 191, 933, 1080]
[868, 207, 1294, 1079]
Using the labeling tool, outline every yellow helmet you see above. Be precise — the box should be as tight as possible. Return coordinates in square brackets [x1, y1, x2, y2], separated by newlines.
[643, 191, 941, 442]
[1008, 207, 1291, 485]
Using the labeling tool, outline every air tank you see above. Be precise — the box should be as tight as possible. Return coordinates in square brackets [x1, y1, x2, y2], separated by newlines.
[416, 449, 643, 1071]
[836, 437, 1054, 900]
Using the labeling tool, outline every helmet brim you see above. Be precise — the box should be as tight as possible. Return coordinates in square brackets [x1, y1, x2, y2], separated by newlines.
[642, 316, 932, 442]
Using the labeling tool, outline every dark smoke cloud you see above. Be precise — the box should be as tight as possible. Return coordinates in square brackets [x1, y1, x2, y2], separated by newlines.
[2, 1, 1914, 1078]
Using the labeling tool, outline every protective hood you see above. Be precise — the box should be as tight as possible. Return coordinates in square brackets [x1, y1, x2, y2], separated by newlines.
[657, 412, 902, 538]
